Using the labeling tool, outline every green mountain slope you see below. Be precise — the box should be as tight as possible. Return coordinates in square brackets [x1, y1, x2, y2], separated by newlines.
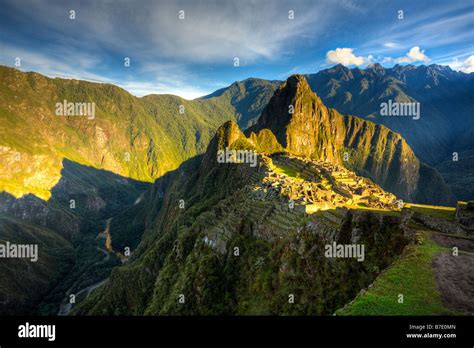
[74, 120, 416, 315]
[0, 213, 74, 314]
[0, 65, 238, 200]
[0, 66, 277, 314]
[0, 159, 151, 315]
[205, 64, 473, 201]
[305, 63, 474, 166]
[200, 78, 280, 129]
[248, 75, 454, 205]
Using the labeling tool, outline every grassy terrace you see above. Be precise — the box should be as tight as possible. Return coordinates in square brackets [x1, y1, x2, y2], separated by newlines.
[344, 203, 457, 219]
[345, 205, 400, 216]
[271, 163, 304, 182]
[336, 231, 458, 315]
[405, 203, 456, 220]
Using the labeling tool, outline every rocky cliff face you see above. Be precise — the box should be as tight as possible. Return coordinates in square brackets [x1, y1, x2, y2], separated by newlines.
[248, 75, 453, 205]
[305, 63, 474, 166]
[73, 121, 414, 316]
[204, 65, 473, 202]
[0, 66, 460, 315]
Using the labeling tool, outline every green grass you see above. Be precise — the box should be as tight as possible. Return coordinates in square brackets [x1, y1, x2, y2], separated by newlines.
[0, 65, 244, 200]
[336, 231, 457, 315]
[346, 205, 400, 216]
[272, 163, 303, 181]
[405, 203, 456, 220]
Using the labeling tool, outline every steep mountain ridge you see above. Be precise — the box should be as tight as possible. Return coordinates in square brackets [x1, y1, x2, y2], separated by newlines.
[248, 75, 453, 205]
[200, 78, 280, 129]
[205, 64, 472, 200]
[0, 65, 240, 201]
[74, 120, 415, 315]
[305, 63, 474, 165]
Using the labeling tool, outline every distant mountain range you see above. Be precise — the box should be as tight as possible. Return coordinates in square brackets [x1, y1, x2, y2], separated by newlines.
[248, 74, 453, 205]
[202, 63, 474, 200]
[72, 74, 469, 315]
[0, 64, 471, 314]
[306, 63, 474, 165]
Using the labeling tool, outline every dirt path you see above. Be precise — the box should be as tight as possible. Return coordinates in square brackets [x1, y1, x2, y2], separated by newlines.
[58, 220, 114, 316]
[58, 279, 108, 316]
[431, 232, 474, 252]
[431, 233, 474, 314]
[104, 218, 113, 252]
[96, 246, 110, 261]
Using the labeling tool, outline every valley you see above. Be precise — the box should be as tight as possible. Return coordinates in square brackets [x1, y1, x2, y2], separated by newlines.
[0, 67, 472, 317]
[72, 116, 474, 315]
[1, 1, 473, 345]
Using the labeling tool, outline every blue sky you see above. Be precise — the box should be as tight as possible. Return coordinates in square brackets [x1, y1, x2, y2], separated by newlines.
[0, 0, 473, 99]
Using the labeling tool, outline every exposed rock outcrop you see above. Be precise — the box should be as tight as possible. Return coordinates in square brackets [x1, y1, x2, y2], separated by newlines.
[248, 75, 454, 205]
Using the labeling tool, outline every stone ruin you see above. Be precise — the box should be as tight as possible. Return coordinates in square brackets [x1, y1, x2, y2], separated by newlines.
[247, 154, 399, 213]
[456, 201, 474, 231]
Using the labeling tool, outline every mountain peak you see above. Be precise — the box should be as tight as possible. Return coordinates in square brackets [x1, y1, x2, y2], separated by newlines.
[200, 120, 250, 171]
[251, 74, 342, 159]
[327, 64, 353, 80]
[213, 120, 244, 150]
[281, 74, 314, 95]
[249, 74, 320, 147]
[366, 63, 385, 74]
[333, 63, 350, 71]
[246, 73, 437, 201]
[286, 73, 309, 84]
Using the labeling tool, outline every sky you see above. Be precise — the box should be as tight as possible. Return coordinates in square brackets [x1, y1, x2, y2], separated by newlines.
[0, 0, 473, 99]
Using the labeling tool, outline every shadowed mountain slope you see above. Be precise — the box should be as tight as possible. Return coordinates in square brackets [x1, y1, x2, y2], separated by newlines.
[305, 64, 474, 166]
[0, 159, 151, 315]
[248, 75, 454, 205]
[200, 78, 280, 129]
[0, 65, 238, 200]
[73, 120, 416, 315]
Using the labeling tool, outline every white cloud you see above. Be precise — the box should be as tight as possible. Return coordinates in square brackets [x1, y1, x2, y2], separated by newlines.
[394, 46, 430, 64]
[449, 55, 474, 73]
[0, 0, 364, 97]
[3, 0, 344, 64]
[461, 55, 474, 73]
[0, 43, 208, 99]
[383, 42, 398, 48]
[326, 48, 368, 66]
